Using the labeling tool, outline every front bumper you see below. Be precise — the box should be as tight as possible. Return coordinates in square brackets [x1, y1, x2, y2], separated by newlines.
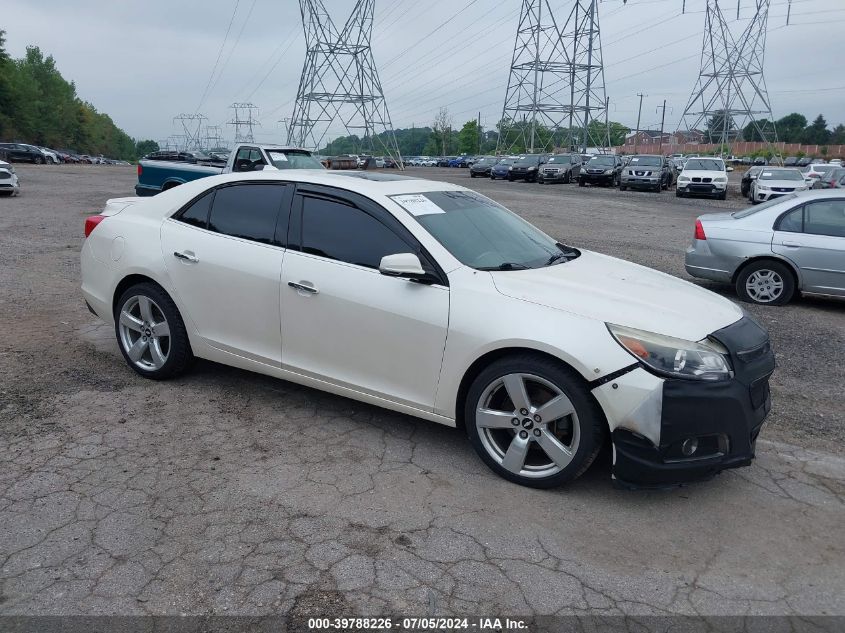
[677, 181, 726, 196]
[592, 316, 775, 488]
[539, 169, 570, 182]
[755, 188, 799, 202]
[509, 169, 537, 180]
[470, 167, 491, 176]
[621, 176, 659, 188]
[581, 171, 614, 184]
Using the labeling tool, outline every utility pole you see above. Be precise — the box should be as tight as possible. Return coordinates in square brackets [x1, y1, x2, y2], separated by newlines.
[478, 112, 482, 154]
[634, 93, 645, 153]
[288, 0, 402, 166]
[657, 99, 667, 155]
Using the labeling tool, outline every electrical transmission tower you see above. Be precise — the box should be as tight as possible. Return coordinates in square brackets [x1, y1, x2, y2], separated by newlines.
[679, 0, 776, 151]
[204, 125, 226, 151]
[173, 114, 208, 151]
[287, 0, 402, 163]
[497, 0, 608, 154]
[228, 103, 260, 144]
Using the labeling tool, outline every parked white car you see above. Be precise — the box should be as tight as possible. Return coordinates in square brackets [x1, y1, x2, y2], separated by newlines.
[676, 157, 729, 200]
[0, 160, 21, 196]
[750, 168, 808, 203]
[80, 171, 774, 489]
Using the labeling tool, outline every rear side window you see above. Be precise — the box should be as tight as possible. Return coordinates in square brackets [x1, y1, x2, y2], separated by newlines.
[299, 196, 409, 269]
[177, 191, 214, 229]
[778, 207, 803, 233]
[804, 200, 845, 238]
[208, 184, 286, 244]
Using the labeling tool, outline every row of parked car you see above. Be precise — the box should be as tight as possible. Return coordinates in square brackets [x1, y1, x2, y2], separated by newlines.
[0, 142, 130, 165]
[740, 162, 845, 203]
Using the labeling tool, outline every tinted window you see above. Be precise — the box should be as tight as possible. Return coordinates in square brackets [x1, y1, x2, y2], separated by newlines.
[178, 191, 214, 228]
[300, 196, 410, 269]
[804, 200, 845, 238]
[778, 207, 803, 233]
[208, 184, 286, 244]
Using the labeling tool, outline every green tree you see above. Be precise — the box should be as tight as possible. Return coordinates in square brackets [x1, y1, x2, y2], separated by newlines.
[831, 124, 845, 145]
[705, 110, 737, 143]
[775, 113, 807, 143]
[742, 119, 774, 142]
[135, 140, 159, 157]
[457, 119, 480, 154]
[801, 115, 830, 145]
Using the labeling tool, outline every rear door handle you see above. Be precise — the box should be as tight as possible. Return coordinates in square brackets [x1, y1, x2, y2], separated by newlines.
[288, 281, 319, 295]
[781, 241, 802, 248]
[173, 251, 199, 263]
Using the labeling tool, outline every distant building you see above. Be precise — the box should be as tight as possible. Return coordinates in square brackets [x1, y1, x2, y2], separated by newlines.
[671, 129, 705, 145]
[623, 130, 671, 147]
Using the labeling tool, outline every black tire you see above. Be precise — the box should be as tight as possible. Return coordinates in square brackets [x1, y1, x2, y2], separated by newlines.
[507, 175, 514, 182]
[676, 189, 684, 197]
[490, 175, 496, 180]
[619, 185, 627, 191]
[735, 260, 795, 306]
[114, 282, 194, 379]
[464, 354, 606, 488]
[578, 179, 585, 187]
[34, 156, 44, 165]
[718, 190, 727, 200]
[470, 173, 476, 178]
[564, 171, 571, 184]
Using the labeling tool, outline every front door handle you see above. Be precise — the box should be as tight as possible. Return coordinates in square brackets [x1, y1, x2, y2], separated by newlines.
[781, 241, 802, 248]
[288, 281, 319, 295]
[173, 251, 199, 263]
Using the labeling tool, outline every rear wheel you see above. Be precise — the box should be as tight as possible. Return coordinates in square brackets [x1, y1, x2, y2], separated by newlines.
[115, 283, 194, 379]
[465, 355, 605, 488]
[735, 260, 795, 306]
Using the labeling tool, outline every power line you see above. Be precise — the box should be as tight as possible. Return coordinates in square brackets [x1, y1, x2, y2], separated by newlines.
[195, 1, 241, 114]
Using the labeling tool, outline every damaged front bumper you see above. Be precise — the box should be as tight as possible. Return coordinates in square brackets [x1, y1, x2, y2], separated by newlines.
[591, 316, 775, 488]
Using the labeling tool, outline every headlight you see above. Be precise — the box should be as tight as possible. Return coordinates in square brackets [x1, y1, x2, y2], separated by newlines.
[528, 166, 537, 171]
[508, 166, 513, 171]
[797, 186, 806, 191]
[757, 184, 770, 190]
[678, 176, 690, 182]
[603, 169, 613, 175]
[607, 324, 732, 381]
[714, 177, 727, 183]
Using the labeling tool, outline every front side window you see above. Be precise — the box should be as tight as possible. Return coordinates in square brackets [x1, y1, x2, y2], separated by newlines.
[390, 191, 576, 271]
[804, 200, 845, 238]
[207, 184, 286, 244]
[300, 196, 410, 269]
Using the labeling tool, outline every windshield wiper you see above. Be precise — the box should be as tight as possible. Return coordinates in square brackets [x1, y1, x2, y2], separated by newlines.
[545, 243, 579, 266]
[477, 262, 530, 271]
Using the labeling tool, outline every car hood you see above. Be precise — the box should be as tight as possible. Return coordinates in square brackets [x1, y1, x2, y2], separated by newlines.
[489, 250, 742, 341]
[680, 170, 726, 179]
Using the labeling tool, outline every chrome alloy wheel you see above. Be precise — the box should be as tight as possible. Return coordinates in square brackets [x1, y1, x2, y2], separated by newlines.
[118, 295, 171, 371]
[475, 373, 580, 479]
[745, 269, 784, 303]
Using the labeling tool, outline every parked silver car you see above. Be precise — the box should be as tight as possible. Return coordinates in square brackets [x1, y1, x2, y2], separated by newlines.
[685, 191, 845, 305]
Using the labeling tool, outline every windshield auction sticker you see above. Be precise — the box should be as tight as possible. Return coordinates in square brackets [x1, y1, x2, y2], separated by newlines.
[390, 194, 446, 216]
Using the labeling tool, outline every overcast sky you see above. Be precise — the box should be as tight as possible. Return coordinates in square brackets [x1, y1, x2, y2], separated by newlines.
[4, 0, 844, 146]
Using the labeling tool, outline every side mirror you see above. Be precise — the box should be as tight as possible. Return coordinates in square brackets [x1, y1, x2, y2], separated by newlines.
[379, 253, 426, 279]
[253, 163, 266, 171]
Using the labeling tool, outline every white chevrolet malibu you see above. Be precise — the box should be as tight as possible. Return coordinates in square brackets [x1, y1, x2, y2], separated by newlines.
[81, 171, 775, 489]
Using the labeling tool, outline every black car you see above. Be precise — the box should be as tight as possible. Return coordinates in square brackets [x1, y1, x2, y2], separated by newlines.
[740, 165, 763, 198]
[783, 156, 798, 167]
[538, 154, 582, 184]
[752, 156, 767, 166]
[796, 156, 814, 167]
[436, 156, 454, 167]
[469, 156, 498, 178]
[578, 155, 622, 187]
[507, 154, 546, 182]
[0, 143, 47, 164]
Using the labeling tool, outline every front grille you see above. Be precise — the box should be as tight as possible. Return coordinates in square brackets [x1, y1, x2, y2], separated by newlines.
[691, 177, 713, 183]
[588, 169, 604, 174]
[543, 168, 559, 174]
[772, 187, 794, 193]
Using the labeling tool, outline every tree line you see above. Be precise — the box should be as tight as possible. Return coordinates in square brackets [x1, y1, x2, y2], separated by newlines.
[0, 30, 156, 160]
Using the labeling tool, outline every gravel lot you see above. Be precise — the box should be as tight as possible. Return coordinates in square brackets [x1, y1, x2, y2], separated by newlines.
[0, 164, 843, 618]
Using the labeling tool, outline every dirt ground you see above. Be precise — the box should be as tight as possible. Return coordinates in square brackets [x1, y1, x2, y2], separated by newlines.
[0, 164, 843, 618]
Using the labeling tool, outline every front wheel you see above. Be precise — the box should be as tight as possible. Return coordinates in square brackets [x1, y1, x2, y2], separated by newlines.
[564, 171, 571, 184]
[619, 184, 627, 191]
[735, 261, 795, 306]
[465, 355, 605, 488]
[115, 282, 194, 379]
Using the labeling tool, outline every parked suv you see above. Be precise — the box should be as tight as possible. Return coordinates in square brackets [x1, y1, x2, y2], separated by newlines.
[676, 157, 729, 200]
[0, 143, 47, 164]
[619, 155, 673, 192]
[579, 155, 622, 187]
[538, 154, 581, 184]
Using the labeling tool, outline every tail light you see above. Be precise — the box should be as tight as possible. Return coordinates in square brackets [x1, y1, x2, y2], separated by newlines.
[694, 219, 706, 241]
[84, 215, 106, 238]
[137, 164, 142, 177]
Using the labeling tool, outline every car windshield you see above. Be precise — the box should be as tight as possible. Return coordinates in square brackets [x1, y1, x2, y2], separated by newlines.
[389, 191, 578, 270]
[759, 169, 803, 181]
[514, 155, 541, 166]
[811, 165, 835, 173]
[547, 155, 573, 164]
[732, 194, 798, 218]
[685, 159, 724, 171]
[629, 156, 661, 166]
[589, 156, 616, 166]
[267, 150, 324, 169]
[476, 157, 497, 165]
[496, 158, 516, 166]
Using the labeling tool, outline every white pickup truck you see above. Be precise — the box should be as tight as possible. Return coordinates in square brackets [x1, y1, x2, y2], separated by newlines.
[135, 143, 324, 196]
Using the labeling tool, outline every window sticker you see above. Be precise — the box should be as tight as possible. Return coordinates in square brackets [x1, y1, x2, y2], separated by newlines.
[631, 157, 639, 162]
[762, 172, 772, 177]
[269, 152, 288, 161]
[391, 194, 446, 217]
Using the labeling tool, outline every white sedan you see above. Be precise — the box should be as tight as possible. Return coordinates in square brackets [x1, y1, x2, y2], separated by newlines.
[0, 160, 21, 196]
[751, 168, 808, 203]
[81, 171, 774, 488]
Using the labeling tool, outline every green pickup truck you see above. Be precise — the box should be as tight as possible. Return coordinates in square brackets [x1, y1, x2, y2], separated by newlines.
[135, 144, 324, 196]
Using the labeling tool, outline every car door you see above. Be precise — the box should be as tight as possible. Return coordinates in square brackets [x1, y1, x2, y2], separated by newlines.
[772, 199, 845, 295]
[281, 186, 449, 411]
[160, 181, 292, 365]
